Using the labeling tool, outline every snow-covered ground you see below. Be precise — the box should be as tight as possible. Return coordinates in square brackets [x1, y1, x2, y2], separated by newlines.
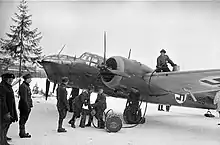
[6, 78, 220, 145]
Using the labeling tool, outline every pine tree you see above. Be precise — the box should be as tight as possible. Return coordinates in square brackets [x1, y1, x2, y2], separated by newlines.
[0, 0, 43, 77]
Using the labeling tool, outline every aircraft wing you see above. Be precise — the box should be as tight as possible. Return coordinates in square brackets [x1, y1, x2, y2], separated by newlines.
[144, 69, 220, 97]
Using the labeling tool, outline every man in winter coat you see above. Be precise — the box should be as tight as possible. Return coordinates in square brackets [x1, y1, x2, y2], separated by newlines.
[69, 89, 91, 128]
[214, 91, 220, 125]
[156, 49, 176, 111]
[156, 49, 176, 72]
[68, 87, 79, 112]
[80, 86, 94, 128]
[18, 73, 33, 138]
[0, 73, 18, 145]
[56, 77, 70, 132]
[91, 88, 107, 129]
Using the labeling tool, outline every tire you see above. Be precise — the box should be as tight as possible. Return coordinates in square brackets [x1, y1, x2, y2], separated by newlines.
[123, 106, 142, 124]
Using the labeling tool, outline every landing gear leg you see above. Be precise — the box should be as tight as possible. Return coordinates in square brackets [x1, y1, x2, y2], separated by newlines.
[45, 79, 50, 100]
[123, 100, 145, 124]
[166, 105, 171, 112]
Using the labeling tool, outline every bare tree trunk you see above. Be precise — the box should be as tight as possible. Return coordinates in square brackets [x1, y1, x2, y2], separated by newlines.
[19, 50, 22, 86]
[18, 20, 24, 87]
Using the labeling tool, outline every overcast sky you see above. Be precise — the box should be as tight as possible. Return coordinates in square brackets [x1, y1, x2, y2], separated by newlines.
[0, 0, 220, 70]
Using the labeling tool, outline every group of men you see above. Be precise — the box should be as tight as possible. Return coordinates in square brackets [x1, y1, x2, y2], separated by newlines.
[56, 77, 107, 133]
[0, 48, 178, 145]
[0, 72, 107, 145]
[0, 73, 33, 145]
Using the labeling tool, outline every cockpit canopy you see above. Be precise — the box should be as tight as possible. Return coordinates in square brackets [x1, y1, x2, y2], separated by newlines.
[43, 52, 104, 67]
[43, 54, 77, 64]
[79, 52, 104, 67]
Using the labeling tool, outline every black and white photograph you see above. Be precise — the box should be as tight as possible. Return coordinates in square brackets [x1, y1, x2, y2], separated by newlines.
[0, 0, 220, 145]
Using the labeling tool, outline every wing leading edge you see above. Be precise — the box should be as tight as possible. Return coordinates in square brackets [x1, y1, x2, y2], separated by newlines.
[144, 69, 220, 97]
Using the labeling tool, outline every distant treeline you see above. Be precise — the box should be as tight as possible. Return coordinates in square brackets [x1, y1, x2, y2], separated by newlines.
[0, 65, 47, 78]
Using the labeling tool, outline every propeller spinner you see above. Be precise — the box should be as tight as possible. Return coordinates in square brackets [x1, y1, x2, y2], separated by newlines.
[98, 31, 130, 79]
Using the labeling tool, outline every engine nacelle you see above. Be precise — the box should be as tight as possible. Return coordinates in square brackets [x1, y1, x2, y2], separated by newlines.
[101, 56, 153, 89]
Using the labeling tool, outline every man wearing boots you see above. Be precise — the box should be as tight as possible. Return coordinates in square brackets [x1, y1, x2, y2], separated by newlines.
[91, 88, 107, 129]
[18, 73, 33, 138]
[69, 88, 91, 128]
[56, 77, 70, 133]
[81, 86, 94, 128]
[156, 49, 176, 111]
[0, 73, 18, 145]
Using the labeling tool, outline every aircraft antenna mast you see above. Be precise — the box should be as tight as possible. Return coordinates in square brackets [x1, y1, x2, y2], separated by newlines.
[58, 44, 66, 56]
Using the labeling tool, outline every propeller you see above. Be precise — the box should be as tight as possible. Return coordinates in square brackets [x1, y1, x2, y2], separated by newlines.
[107, 69, 130, 78]
[103, 31, 106, 65]
[128, 49, 131, 59]
[52, 83, 57, 93]
[98, 31, 130, 78]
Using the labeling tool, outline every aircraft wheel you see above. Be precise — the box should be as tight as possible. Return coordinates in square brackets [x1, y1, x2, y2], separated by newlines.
[123, 106, 142, 124]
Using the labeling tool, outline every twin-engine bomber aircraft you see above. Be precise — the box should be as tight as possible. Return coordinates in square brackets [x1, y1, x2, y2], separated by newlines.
[38, 34, 219, 125]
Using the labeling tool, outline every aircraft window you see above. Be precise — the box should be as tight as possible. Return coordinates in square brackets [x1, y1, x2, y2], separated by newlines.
[90, 62, 97, 67]
[91, 57, 98, 63]
[86, 61, 90, 65]
[81, 54, 91, 61]
[61, 60, 72, 64]
[80, 54, 85, 60]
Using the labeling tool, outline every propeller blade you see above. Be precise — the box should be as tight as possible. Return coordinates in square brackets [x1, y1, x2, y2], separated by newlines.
[128, 49, 131, 59]
[52, 83, 57, 93]
[107, 68, 130, 78]
[45, 79, 50, 100]
[104, 31, 106, 64]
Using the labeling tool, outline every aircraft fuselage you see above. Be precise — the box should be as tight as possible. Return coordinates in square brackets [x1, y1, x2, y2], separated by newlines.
[39, 53, 217, 111]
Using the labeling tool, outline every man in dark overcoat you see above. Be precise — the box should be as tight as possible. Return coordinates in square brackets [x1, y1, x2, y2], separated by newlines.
[56, 77, 70, 132]
[18, 73, 33, 138]
[0, 73, 18, 145]
[91, 88, 107, 129]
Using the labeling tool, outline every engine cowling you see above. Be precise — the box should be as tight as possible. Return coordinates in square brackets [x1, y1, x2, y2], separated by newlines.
[101, 56, 153, 89]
